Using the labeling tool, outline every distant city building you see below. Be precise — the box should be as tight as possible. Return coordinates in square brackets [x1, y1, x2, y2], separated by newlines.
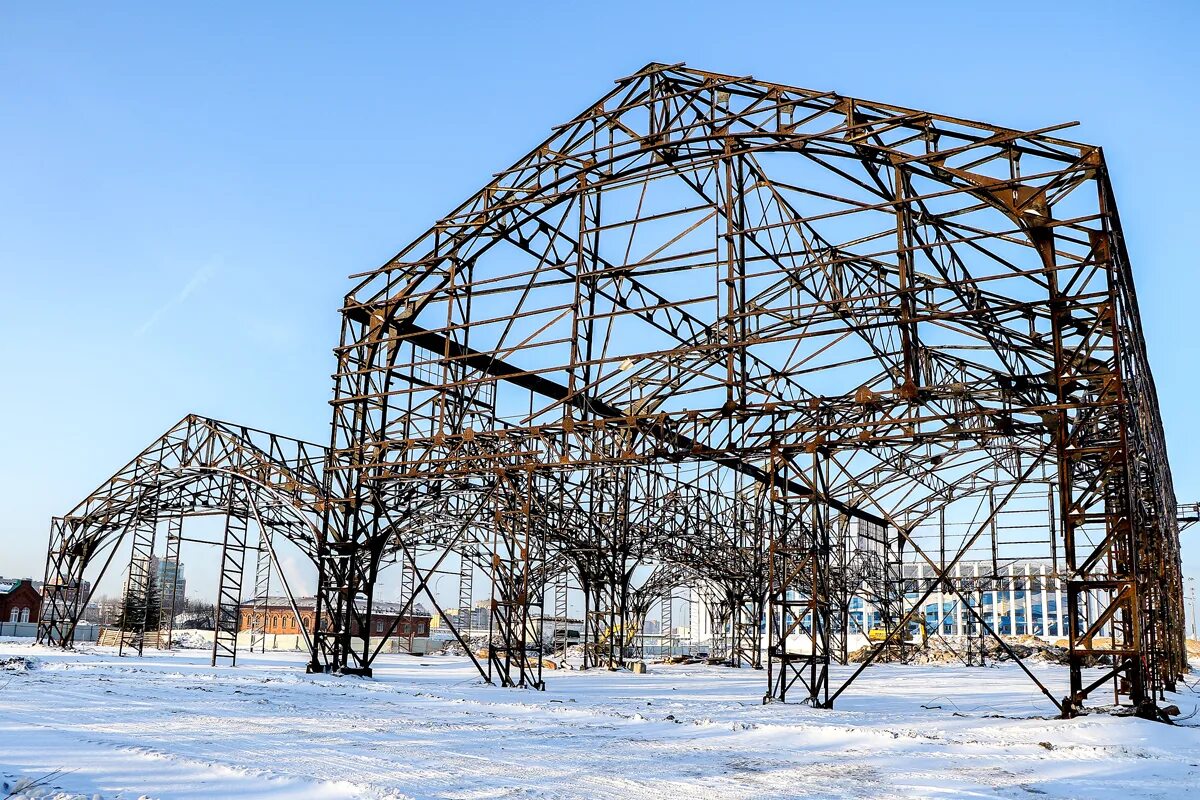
[845, 557, 1088, 641]
[686, 557, 1087, 650]
[117, 556, 185, 616]
[0, 579, 41, 624]
[82, 594, 120, 626]
[239, 597, 431, 640]
[430, 605, 491, 635]
[428, 607, 583, 645]
[894, 557, 1085, 640]
[152, 556, 186, 614]
[119, 556, 151, 599]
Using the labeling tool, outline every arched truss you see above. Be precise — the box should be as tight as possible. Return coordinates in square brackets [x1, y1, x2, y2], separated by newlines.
[38, 414, 328, 659]
[321, 63, 1184, 717]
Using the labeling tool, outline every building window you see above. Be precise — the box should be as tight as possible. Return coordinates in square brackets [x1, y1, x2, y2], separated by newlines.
[376, 619, 384, 633]
[8, 608, 17, 623]
[19, 608, 29, 623]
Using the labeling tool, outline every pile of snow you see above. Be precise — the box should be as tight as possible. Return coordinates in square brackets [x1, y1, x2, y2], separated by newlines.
[170, 630, 211, 650]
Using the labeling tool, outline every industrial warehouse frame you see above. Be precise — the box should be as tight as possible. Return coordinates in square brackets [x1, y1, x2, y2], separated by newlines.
[40, 63, 1189, 720]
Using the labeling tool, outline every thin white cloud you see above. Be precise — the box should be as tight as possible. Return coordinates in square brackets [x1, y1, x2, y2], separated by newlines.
[135, 258, 220, 337]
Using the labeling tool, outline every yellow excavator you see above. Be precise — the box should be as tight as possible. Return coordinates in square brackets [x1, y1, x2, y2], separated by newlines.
[595, 620, 639, 650]
[867, 615, 929, 646]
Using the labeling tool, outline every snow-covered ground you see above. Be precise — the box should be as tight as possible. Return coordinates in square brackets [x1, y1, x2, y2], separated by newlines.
[1, 641, 1198, 799]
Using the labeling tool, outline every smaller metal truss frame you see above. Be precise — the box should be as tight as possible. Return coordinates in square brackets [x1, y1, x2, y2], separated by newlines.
[38, 415, 325, 665]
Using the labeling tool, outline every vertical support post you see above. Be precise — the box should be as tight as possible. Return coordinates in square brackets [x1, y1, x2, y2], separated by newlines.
[458, 548, 474, 639]
[552, 572, 568, 656]
[38, 517, 91, 648]
[1041, 207, 1148, 716]
[161, 515, 183, 649]
[487, 469, 544, 689]
[765, 451, 831, 707]
[249, 523, 273, 654]
[213, 496, 249, 667]
[660, 592, 673, 659]
[119, 516, 157, 657]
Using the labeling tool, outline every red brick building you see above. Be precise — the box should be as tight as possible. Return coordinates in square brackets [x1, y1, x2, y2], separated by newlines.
[0, 579, 41, 624]
[239, 596, 431, 639]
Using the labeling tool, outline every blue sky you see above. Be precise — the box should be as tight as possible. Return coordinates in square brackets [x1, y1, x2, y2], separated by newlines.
[2, 2, 1198, 607]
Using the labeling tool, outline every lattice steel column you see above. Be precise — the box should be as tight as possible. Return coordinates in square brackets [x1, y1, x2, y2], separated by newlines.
[213, 501, 249, 666]
[552, 572, 568, 657]
[399, 556, 416, 613]
[248, 525, 272, 654]
[765, 455, 832, 707]
[119, 515, 158, 657]
[732, 594, 764, 668]
[160, 516, 183, 650]
[458, 549, 473, 638]
[1042, 214, 1146, 716]
[487, 470, 544, 688]
[38, 517, 90, 648]
[660, 593, 673, 659]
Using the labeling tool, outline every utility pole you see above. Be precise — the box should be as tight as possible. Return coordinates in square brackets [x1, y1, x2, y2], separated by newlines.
[1189, 577, 1197, 641]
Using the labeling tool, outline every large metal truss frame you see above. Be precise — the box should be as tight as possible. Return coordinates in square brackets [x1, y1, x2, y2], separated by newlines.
[39, 64, 1187, 721]
[321, 63, 1185, 717]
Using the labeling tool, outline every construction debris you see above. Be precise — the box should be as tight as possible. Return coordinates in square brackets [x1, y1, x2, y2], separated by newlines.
[847, 635, 1104, 667]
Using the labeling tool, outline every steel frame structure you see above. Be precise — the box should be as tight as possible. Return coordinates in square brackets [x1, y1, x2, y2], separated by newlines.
[38, 415, 326, 666]
[40, 63, 1187, 720]
[322, 62, 1185, 716]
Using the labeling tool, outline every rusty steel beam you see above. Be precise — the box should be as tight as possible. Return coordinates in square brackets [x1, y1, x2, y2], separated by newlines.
[347, 311, 887, 528]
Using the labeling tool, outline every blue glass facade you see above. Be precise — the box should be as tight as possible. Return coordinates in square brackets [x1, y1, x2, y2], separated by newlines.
[846, 558, 1097, 641]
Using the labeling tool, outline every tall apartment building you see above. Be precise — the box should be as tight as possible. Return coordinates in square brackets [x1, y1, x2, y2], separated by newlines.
[152, 556, 186, 615]
[118, 556, 186, 618]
